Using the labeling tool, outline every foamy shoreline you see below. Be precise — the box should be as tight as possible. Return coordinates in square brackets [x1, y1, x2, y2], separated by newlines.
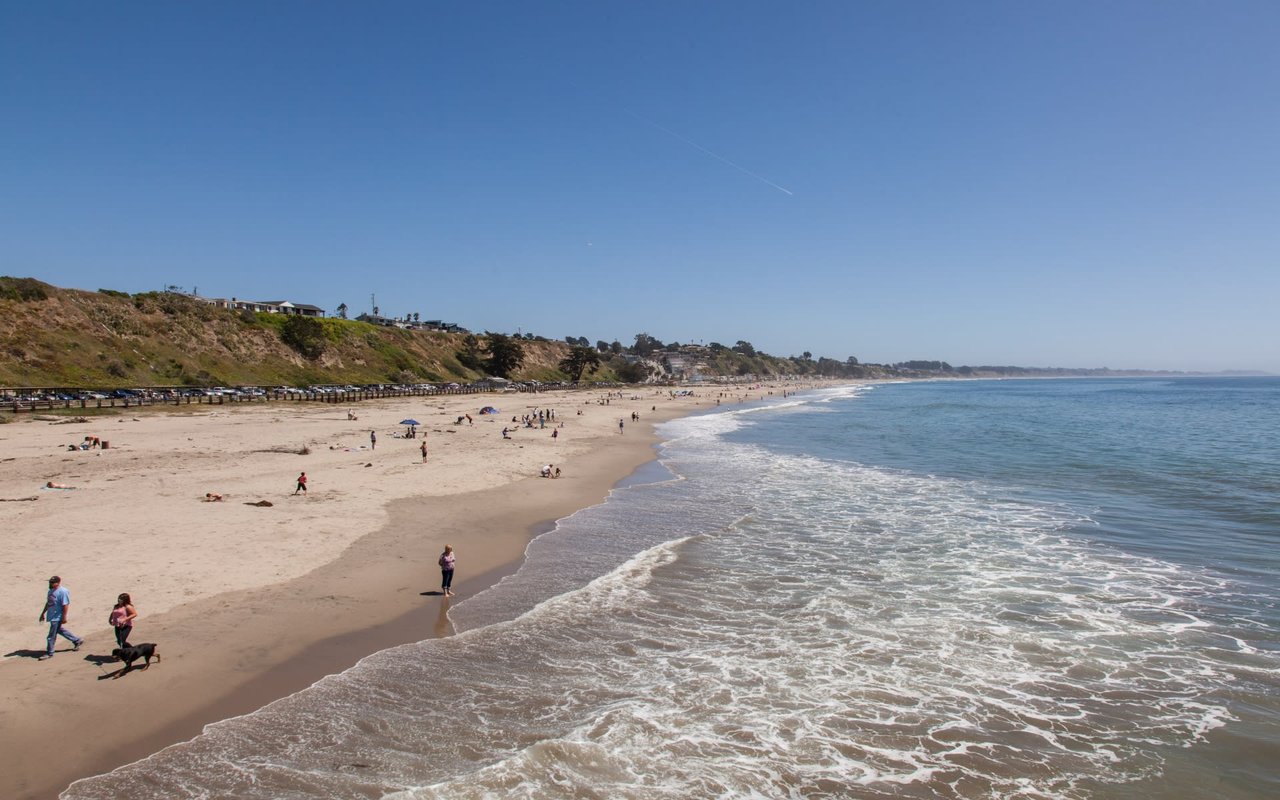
[0, 385, 808, 800]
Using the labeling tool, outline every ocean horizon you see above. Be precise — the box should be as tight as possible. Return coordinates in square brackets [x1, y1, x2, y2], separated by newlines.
[65, 377, 1280, 799]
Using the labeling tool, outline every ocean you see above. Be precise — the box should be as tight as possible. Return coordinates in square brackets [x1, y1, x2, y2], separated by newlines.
[65, 377, 1280, 799]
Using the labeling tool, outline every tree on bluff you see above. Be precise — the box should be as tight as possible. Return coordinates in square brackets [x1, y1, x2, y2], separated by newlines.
[485, 333, 525, 378]
[456, 334, 484, 371]
[632, 332, 663, 356]
[281, 315, 327, 359]
[559, 345, 601, 382]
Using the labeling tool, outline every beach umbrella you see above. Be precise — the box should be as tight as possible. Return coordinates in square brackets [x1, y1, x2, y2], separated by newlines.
[399, 418, 421, 425]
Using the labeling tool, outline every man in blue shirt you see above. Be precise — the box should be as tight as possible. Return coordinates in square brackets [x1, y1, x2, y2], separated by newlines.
[38, 575, 83, 660]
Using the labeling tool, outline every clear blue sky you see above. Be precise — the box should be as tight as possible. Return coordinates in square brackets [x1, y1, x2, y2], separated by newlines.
[3, 1, 1277, 372]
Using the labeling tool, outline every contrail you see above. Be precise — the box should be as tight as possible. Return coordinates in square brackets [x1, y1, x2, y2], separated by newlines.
[625, 109, 794, 196]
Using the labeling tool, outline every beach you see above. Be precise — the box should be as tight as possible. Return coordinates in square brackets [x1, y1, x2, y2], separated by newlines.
[5, 379, 1275, 798]
[0, 386, 730, 800]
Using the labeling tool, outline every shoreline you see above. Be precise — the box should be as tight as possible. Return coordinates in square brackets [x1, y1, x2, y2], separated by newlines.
[0, 389, 702, 800]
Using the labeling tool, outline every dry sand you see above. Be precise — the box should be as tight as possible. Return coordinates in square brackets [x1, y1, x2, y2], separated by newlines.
[0, 386, 746, 800]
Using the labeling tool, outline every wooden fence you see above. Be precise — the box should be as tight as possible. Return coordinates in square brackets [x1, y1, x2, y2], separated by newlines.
[0, 384, 547, 414]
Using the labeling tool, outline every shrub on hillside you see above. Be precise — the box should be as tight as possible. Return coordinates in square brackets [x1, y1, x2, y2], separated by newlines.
[132, 291, 215, 319]
[614, 359, 651, 383]
[0, 277, 51, 302]
[281, 315, 327, 359]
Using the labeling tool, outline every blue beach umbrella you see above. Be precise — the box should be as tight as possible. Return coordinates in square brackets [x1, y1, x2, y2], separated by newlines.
[399, 418, 421, 425]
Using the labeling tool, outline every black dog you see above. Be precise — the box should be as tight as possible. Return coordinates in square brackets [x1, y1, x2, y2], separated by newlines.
[112, 642, 161, 671]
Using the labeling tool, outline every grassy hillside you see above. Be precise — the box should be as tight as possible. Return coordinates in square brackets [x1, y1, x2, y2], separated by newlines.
[0, 279, 571, 388]
[6, 278, 1195, 389]
[1, 277, 886, 389]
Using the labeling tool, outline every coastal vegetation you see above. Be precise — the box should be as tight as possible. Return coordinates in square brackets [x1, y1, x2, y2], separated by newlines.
[0, 278, 1213, 389]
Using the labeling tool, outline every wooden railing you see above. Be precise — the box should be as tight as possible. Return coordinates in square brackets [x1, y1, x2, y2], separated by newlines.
[1, 384, 550, 414]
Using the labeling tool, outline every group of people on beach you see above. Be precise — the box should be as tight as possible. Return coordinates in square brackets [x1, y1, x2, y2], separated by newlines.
[37, 575, 137, 661]
[28, 395, 674, 673]
[512, 408, 556, 429]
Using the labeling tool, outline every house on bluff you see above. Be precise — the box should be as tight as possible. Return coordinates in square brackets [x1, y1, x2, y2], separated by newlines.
[203, 298, 326, 317]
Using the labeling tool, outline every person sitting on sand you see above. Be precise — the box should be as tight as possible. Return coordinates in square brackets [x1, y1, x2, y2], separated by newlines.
[502, 427, 512, 439]
[204, 492, 224, 502]
[540, 464, 552, 478]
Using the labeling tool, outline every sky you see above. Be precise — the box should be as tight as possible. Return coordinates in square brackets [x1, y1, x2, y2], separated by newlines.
[2, 1, 1278, 373]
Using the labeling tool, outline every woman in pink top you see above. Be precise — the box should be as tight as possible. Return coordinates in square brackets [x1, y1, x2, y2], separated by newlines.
[439, 545, 456, 596]
[108, 593, 137, 648]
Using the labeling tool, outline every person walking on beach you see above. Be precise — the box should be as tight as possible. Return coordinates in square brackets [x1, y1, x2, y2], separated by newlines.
[38, 575, 83, 660]
[420, 439, 428, 463]
[108, 593, 137, 648]
[618, 418, 625, 434]
[370, 430, 377, 450]
[439, 545, 456, 596]
[294, 471, 308, 494]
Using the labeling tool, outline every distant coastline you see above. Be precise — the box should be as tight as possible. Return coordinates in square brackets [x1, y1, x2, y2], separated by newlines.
[0, 277, 1267, 393]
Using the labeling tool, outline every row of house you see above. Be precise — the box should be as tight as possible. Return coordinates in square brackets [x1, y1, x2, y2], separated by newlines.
[177, 290, 468, 332]
[354, 313, 468, 333]
[201, 297, 327, 317]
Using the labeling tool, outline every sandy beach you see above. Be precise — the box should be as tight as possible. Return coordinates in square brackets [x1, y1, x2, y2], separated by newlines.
[0, 386, 751, 800]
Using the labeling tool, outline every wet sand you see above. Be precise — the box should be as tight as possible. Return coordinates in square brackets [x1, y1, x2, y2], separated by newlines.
[0, 388, 702, 799]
